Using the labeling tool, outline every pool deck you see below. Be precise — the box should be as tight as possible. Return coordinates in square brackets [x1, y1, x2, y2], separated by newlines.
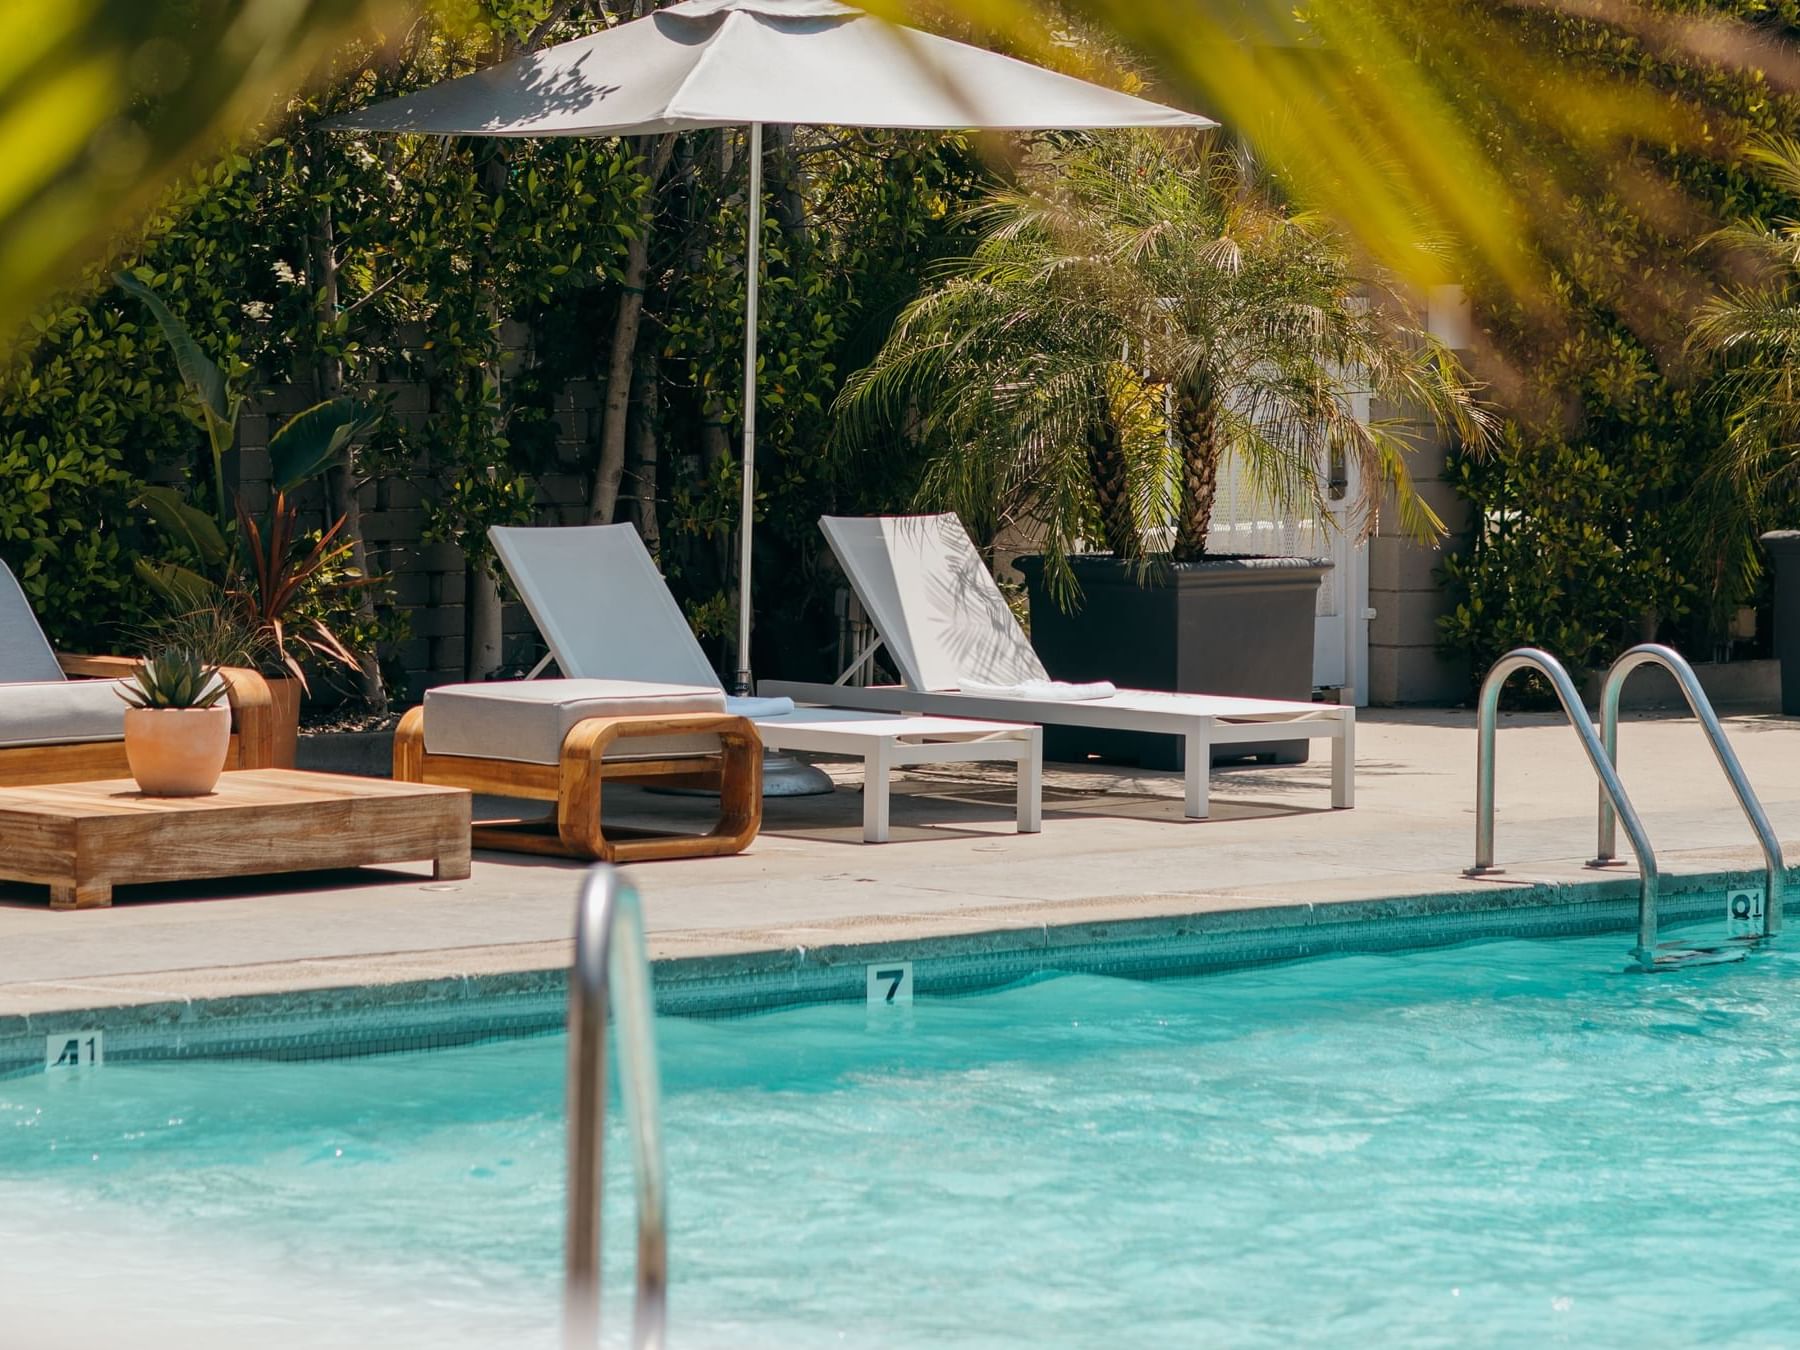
[3, 706, 1799, 1017]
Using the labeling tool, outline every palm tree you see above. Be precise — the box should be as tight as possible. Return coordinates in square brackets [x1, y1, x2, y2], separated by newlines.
[837, 133, 1491, 600]
[1693, 137, 1800, 492]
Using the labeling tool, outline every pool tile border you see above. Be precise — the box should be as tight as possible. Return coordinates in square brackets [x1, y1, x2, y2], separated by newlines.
[0, 866, 1772, 1078]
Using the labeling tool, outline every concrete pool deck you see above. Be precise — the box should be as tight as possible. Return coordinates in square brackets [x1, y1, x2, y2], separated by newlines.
[3, 706, 1799, 1017]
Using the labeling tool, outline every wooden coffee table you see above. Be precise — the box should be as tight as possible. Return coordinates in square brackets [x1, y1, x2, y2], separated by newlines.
[0, 769, 472, 910]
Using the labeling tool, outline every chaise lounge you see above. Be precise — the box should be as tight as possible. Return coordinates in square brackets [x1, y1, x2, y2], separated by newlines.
[0, 561, 273, 785]
[760, 514, 1355, 819]
[486, 523, 1044, 843]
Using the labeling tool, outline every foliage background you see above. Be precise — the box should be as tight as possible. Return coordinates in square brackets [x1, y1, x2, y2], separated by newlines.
[1433, 0, 1800, 680]
[14, 0, 1800, 699]
[0, 1, 985, 693]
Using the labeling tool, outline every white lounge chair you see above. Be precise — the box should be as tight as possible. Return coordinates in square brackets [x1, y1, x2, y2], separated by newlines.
[760, 513, 1354, 819]
[488, 524, 1042, 843]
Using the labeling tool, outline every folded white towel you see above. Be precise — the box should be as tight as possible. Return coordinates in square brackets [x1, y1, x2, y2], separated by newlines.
[958, 679, 1117, 702]
[727, 694, 798, 718]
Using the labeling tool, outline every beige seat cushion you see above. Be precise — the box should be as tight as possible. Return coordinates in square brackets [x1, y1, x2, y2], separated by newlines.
[0, 679, 129, 747]
[423, 679, 729, 765]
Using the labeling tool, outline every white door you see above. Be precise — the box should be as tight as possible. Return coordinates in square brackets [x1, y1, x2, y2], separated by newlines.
[1205, 389, 1371, 704]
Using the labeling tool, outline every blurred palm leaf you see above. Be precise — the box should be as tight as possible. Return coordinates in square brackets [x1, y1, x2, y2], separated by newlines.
[0, 0, 404, 348]
[1, 0, 1788, 357]
[886, 0, 1788, 304]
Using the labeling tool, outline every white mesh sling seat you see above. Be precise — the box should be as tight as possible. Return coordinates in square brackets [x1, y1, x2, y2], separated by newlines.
[758, 514, 1355, 819]
[487, 523, 1042, 843]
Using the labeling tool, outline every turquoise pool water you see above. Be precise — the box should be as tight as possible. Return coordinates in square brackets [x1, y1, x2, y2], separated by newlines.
[5, 924, 1800, 1348]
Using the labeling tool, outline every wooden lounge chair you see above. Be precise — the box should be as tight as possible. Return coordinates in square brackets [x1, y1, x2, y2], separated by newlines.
[394, 678, 761, 862]
[0, 562, 273, 787]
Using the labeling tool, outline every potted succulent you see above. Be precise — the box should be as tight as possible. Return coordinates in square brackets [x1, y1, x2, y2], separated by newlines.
[118, 648, 233, 796]
[838, 134, 1489, 763]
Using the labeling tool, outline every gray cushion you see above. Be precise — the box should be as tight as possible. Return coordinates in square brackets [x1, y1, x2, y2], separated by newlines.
[0, 561, 64, 684]
[0, 679, 128, 747]
[423, 679, 729, 765]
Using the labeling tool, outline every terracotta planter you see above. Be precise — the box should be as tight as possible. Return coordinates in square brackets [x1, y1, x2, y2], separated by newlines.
[123, 706, 232, 796]
[266, 675, 301, 769]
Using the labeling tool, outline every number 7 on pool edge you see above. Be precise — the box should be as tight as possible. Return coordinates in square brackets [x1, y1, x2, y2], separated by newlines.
[865, 961, 914, 1007]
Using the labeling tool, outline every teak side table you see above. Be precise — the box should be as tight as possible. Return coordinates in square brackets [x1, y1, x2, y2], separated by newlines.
[0, 769, 472, 910]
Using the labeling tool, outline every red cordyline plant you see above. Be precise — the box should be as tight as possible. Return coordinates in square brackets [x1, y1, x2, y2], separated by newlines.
[235, 491, 376, 690]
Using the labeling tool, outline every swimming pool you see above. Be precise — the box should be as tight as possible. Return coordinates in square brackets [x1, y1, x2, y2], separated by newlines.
[5, 922, 1799, 1347]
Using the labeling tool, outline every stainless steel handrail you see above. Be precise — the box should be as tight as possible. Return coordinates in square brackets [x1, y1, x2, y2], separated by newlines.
[1594, 643, 1784, 937]
[1466, 647, 1663, 968]
[566, 865, 668, 1350]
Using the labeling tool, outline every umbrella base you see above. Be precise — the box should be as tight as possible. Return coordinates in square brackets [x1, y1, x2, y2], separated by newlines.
[649, 752, 835, 799]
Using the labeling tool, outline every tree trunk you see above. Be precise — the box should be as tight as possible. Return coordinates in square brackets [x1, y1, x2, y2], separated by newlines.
[1172, 387, 1221, 562]
[458, 146, 515, 681]
[676, 132, 733, 581]
[308, 140, 387, 711]
[1084, 388, 1135, 558]
[465, 567, 503, 680]
[588, 133, 677, 524]
[766, 124, 808, 248]
[627, 344, 661, 556]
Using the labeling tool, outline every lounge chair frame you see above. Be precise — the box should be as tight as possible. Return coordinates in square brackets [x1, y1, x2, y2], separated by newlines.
[393, 706, 762, 863]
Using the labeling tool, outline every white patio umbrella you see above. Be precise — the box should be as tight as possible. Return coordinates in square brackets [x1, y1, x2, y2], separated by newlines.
[329, 0, 1214, 697]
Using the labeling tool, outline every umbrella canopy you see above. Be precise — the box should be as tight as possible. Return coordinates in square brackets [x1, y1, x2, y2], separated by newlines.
[328, 0, 1214, 137]
[329, 0, 1213, 696]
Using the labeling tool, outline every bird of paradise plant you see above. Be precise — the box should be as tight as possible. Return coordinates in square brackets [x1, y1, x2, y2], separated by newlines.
[118, 270, 382, 689]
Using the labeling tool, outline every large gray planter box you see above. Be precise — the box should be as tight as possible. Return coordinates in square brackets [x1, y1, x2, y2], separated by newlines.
[1015, 553, 1330, 769]
[1763, 531, 1800, 715]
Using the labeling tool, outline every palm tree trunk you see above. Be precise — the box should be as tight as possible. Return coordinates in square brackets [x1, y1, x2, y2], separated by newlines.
[1172, 388, 1220, 562]
[1084, 402, 1136, 557]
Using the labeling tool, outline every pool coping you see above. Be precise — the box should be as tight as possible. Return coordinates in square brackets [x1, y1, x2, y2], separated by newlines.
[0, 859, 1780, 1079]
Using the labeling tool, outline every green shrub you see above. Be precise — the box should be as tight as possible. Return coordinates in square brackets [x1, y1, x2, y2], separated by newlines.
[1431, 0, 1800, 684]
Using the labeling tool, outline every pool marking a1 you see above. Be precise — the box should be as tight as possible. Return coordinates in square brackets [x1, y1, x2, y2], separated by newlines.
[44, 1031, 103, 1072]
[866, 961, 914, 1007]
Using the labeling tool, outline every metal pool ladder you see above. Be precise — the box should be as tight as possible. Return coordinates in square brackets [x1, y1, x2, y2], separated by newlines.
[1465, 646, 1783, 970]
[566, 865, 668, 1350]
[1593, 645, 1785, 937]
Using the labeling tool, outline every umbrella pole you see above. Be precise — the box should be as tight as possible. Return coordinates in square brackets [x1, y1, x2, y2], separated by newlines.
[733, 121, 763, 698]
[729, 123, 831, 797]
